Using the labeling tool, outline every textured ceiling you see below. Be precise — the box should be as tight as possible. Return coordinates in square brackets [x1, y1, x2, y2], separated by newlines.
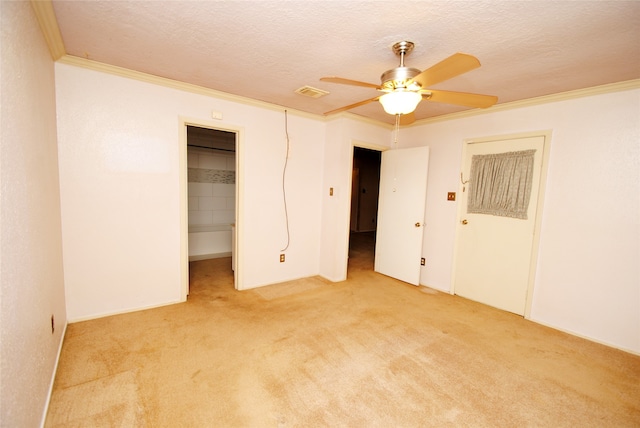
[51, 1, 640, 124]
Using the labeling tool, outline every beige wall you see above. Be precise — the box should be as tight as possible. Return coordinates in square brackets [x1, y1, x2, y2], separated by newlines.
[0, 2, 67, 426]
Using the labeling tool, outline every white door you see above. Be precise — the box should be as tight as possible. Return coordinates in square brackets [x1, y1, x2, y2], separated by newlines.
[374, 146, 429, 285]
[453, 134, 547, 315]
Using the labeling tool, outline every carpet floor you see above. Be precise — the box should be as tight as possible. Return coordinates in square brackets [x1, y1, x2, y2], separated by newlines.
[46, 232, 640, 427]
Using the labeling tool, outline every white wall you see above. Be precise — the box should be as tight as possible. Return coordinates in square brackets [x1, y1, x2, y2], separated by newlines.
[188, 148, 235, 229]
[52, 48, 639, 355]
[55, 63, 325, 320]
[239, 107, 325, 288]
[400, 88, 640, 353]
[0, 2, 67, 426]
[187, 146, 235, 258]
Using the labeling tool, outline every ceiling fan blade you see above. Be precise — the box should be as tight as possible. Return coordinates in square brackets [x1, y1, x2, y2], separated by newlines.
[412, 53, 481, 88]
[320, 77, 381, 89]
[399, 112, 415, 125]
[324, 96, 380, 116]
[424, 89, 498, 108]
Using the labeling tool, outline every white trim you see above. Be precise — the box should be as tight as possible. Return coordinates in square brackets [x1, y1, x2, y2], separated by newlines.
[56, 55, 395, 128]
[179, 120, 189, 299]
[351, 139, 391, 153]
[524, 131, 552, 319]
[179, 117, 244, 294]
[39, 321, 68, 428]
[319, 274, 346, 283]
[413, 80, 640, 126]
[67, 301, 183, 324]
[59, 55, 321, 122]
[234, 129, 244, 290]
[56, 55, 640, 129]
[337, 140, 390, 282]
[30, 0, 66, 60]
[324, 111, 395, 129]
[530, 318, 640, 357]
[34, 0, 640, 128]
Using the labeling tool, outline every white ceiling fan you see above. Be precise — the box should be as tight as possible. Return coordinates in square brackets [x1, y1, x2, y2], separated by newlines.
[321, 41, 498, 124]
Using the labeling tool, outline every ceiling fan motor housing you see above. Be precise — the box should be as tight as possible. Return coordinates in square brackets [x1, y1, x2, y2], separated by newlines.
[380, 67, 422, 91]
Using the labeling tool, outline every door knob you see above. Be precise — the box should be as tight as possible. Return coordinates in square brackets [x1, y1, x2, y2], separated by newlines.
[415, 222, 421, 227]
[461, 219, 468, 225]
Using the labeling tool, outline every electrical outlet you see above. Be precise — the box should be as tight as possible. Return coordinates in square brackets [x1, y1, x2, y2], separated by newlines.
[421, 258, 426, 266]
[447, 192, 456, 201]
[280, 254, 285, 263]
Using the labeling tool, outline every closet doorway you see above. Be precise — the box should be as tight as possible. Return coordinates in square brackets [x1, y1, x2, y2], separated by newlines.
[180, 120, 240, 298]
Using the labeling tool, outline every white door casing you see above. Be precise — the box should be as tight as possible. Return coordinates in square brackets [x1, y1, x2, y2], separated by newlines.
[375, 146, 430, 285]
[179, 117, 242, 297]
[452, 132, 550, 316]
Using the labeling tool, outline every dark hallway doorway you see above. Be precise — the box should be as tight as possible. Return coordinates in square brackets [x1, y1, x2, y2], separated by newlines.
[348, 147, 381, 273]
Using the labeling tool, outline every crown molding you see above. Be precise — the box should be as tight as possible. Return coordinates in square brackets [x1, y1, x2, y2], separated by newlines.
[33, 0, 638, 128]
[57, 55, 326, 122]
[324, 112, 395, 129]
[414, 79, 640, 126]
[30, 0, 65, 60]
[57, 56, 638, 129]
[59, 54, 393, 127]
[58, 54, 393, 128]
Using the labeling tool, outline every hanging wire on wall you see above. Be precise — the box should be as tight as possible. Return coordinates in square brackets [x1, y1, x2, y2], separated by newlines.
[280, 110, 291, 252]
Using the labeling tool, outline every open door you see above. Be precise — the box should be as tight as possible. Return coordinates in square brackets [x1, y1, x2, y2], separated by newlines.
[374, 146, 430, 285]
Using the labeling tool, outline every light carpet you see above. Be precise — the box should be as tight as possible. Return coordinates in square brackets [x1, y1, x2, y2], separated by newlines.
[45, 232, 640, 427]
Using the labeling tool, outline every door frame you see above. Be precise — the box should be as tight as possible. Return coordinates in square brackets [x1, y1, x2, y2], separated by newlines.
[451, 130, 552, 319]
[179, 116, 244, 299]
[343, 140, 389, 276]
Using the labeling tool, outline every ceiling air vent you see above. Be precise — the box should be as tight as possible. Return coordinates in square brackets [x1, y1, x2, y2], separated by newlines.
[295, 85, 329, 98]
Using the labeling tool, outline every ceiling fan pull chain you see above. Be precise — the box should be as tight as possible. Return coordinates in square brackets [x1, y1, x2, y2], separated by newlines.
[394, 114, 400, 144]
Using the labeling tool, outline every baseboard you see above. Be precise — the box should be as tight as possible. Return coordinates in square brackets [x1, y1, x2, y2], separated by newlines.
[39, 321, 68, 428]
[238, 275, 331, 291]
[319, 274, 346, 283]
[527, 318, 640, 356]
[422, 286, 639, 356]
[68, 299, 184, 323]
[418, 281, 451, 293]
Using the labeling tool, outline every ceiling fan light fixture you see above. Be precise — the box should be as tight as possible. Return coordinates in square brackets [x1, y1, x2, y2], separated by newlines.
[320, 41, 496, 121]
[379, 91, 422, 115]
